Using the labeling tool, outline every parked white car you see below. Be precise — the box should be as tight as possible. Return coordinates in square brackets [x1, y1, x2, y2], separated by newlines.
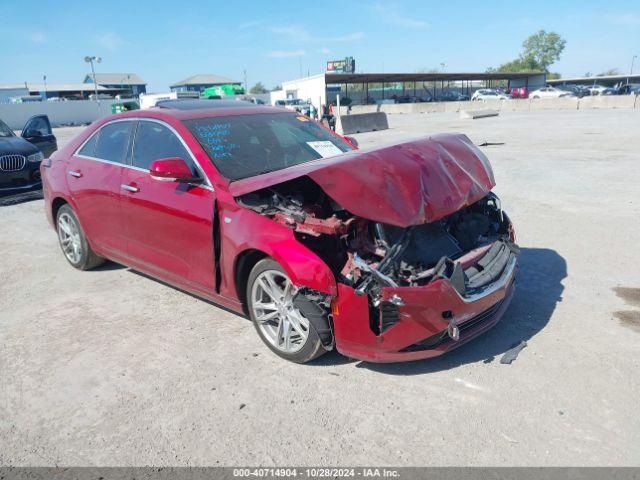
[471, 89, 509, 101]
[529, 86, 572, 99]
[586, 85, 607, 96]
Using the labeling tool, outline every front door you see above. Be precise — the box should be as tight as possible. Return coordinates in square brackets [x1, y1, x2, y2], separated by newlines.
[22, 115, 58, 157]
[120, 120, 215, 294]
[66, 120, 134, 259]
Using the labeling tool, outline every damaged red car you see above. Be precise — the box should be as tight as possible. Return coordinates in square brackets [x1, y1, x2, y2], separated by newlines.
[42, 100, 518, 363]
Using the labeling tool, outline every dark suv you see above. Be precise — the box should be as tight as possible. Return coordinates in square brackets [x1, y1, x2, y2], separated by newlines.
[0, 115, 57, 193]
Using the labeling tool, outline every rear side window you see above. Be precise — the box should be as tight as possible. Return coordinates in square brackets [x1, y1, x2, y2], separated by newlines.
[93, 121, 133, 164]
[132, 121, 196, 174]
[78, 131, 99, 157]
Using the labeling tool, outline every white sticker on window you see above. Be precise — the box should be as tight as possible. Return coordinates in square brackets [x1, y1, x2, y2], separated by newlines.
[306, 141, 343, 158]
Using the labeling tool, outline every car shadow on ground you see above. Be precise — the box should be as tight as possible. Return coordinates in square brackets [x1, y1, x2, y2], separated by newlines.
[343, 247, 567, 375]
[106, 247, 565, 372]
[128, 269, 250, 318]
[0, 189, 43, 206]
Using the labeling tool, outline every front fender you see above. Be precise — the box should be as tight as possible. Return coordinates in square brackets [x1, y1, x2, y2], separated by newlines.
[220, 204, 337, 299]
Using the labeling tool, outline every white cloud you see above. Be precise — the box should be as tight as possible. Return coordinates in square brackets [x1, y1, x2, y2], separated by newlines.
[267, 49, 306, 58]
[28, 32, 46, 43]
[98, 32, 124, 51]
[371, 2, 428, 28]
[605, 13, 640, 25]
[239, 19, 262, 29]
[269, 25, 364, 43]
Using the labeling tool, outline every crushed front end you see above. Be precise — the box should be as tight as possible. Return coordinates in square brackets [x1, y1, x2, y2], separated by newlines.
[237, 177, 518, 362]
[233, 135, 519, 362]
[329, 192, 518, 362]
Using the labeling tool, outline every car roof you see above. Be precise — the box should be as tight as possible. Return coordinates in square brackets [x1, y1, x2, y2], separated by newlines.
[108, 101, 287, 122]
[156, 99, 255, 110]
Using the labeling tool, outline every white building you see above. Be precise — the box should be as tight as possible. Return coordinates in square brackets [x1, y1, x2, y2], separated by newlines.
[270, 74, 328, 111]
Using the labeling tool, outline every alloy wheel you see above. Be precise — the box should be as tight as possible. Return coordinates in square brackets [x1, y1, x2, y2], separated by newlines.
[251, 270, 310, 353]
[58, 212, 82, 264]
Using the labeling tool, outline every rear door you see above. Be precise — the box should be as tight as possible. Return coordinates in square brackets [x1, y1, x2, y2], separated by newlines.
[120, 119, 215, 293]
[66, 120, 135, 259]
[21, 115, 58, 157]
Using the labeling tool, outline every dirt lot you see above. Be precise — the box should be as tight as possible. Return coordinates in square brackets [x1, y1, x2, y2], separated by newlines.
[1, 109, 639, 466]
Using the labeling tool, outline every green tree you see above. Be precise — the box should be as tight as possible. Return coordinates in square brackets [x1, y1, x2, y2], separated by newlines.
[597, 68, 620, 76]
[521, 30, 566, 71]
[490, 30, 566, 74]
[490, 55, 542, 73]
[249, 82, 268, 94]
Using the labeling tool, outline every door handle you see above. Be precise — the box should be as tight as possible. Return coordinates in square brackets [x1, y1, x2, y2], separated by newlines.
[68, 170, 82, 178]
[121, 184, 139, 193]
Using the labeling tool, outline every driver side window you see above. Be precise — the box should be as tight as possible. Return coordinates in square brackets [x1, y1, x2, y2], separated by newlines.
[132, 121, 198, 176]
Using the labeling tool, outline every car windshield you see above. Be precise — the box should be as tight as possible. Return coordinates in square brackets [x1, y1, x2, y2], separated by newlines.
[185, 113, 354, 181]
[0, 119, 15, 138]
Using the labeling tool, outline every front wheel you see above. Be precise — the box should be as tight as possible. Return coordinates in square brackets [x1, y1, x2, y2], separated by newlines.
[56, 204, 105, 270]
[247, 259, 326, 363]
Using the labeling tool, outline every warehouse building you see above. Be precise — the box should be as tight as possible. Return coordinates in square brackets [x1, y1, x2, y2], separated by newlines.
[83, 73, 147, 96]
[0, 82, 122, 102]
[169, 74, 242, 93]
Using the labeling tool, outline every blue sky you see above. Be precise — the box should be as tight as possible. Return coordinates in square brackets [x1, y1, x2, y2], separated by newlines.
[1, 0, 638, 91]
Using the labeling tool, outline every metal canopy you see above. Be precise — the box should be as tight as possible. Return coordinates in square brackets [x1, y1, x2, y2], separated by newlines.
[325, 72, 544, 84]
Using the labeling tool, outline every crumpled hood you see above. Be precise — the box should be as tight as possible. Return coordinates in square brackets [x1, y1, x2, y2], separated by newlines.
[229, 133, 495, 227]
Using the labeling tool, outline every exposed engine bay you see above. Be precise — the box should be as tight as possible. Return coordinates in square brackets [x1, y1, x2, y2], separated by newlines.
[237, 176, 519, 311]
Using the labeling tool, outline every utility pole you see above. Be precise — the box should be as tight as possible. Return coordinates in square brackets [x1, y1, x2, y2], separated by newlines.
[84, 56, 101, 100]
[631, 55, 638, 75]
[243, 70, 247, 92]
[43, 75, 47, 100]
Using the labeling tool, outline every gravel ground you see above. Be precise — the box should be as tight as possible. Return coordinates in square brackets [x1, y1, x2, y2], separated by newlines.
[1, 109, 639, 466]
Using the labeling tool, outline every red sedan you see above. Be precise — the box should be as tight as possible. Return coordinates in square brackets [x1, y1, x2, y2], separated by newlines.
[41, 100, 518, 363]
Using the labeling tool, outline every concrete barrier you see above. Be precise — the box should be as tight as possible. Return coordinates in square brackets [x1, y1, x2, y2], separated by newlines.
[501, 99, 531, 112]
[0, 99, 123, 129]
[348, 104, 379, 114]
[467, 100, 504, 111]
[336, 112, 389, 135]
[415, 102, 446, 113]
[337, 94, 639, 120]
[460, 109, 499, 119]
[579, 95, 636, 109]
[530, 97, 579, 110]
[379, 103, 413, 114]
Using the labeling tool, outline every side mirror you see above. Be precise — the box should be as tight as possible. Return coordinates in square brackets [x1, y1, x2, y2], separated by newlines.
[344, 136, 358, 148]
[149, 158, 202, 184]
[23, 128, 42, 138]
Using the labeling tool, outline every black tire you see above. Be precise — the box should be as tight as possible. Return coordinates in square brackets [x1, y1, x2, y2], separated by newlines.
[56, 204, 105, 270]
[246, 258, 326, 363]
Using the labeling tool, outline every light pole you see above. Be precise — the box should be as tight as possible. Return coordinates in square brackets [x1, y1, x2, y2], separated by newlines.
[43, 75, 47, 100]
[84, 56, 101, 100]
[440, 63, 447, 72]
[631, 55, 638, 75]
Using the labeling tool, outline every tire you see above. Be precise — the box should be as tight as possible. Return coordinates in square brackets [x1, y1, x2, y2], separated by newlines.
[56, 204, 105, 270]
[246, 258, 326, 363]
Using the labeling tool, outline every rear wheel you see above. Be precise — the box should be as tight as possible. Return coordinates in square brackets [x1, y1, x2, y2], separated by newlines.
[56, 204, 105, 270]
[247, 259, 326, 363]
